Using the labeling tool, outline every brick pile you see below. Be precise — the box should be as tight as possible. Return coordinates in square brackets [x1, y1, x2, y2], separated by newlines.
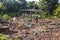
[0, 18, 60, 40]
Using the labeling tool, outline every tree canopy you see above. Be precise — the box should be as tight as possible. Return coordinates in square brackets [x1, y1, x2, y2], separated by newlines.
[38, 0, 58, 15]
[0, 0, 60, 18]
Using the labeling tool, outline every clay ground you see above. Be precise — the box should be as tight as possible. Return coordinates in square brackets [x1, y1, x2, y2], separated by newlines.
[0, 18, 60, 40]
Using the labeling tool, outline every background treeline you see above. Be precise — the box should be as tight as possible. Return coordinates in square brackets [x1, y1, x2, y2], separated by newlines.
[0, 0, 60, 18]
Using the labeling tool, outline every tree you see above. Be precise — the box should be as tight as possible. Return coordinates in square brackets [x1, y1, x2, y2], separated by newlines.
[53, 4, 60, 18]
[38, 0, 58, 15]
[2, 0, 26, 12]
[0, 2, 7, 14]
[26, 1, 38, 9]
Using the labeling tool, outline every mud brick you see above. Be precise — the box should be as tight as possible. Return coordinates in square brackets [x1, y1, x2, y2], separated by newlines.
[52, 32, 60, 38]
[58, 36, 60, 40]
[28, 34, 34, 39]
[34, 37, 40, 40]
[44, 32, 51, 37]
[40, 38, 45, 40]
[52, 28, 59, 32]
[40, 33, 45, 37]
[51, 37, 57, 40]
[44, 38, 51, 40]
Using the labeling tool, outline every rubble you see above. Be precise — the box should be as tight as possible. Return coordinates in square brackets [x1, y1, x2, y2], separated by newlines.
[0, 18, 60, 40]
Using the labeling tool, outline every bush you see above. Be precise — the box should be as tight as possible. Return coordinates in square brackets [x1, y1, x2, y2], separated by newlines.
[53, 5, 60, 18]
[2, 14, 11, 21]
[0, 33, 8, 40]
[12, 36, 22, 40]
[39, 11, 47, 18]
[32, 14, 36, 17]
[0, 2, 3, 8]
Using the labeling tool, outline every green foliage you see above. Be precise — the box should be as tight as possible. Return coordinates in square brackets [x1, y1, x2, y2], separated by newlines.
[2, 14, 11, 20]
[38, 0, 48, 10]
[39, 11, 47, 18]
[0, 2, 3, 8]
[26, 1, 38, 9]
[38, 29, 47, 32]
[0, 0, 59, 18]
[0, 34, 22, 40]
[10, 12, 20, 17]
[12, 36, 22, 40]
[38, 0, 58, 15]
[0, 2, 7, 10]
[32, 14, 36, 17]
[0, 33, 8, 40]
[53, 5, 60, 18]
[48, 15, 57, 18]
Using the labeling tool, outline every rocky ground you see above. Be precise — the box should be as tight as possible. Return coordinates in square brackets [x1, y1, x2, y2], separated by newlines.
[0, 18, 60, 40]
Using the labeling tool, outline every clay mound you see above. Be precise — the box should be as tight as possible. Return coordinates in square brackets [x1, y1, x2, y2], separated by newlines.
[0, 18, 60, 40]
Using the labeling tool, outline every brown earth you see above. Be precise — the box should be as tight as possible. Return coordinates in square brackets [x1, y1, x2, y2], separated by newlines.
[0, 18, 60, 40]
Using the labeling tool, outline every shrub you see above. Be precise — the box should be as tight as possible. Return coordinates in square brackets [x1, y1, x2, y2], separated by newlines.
[39, 11, 47, 18]
[0, 33, 8, 40]
[2, 14, 11, 21]
[53, 5, 60, 18]
[0, 2, 3, 8]
[32, 14, 36, 17]
[12, 36, 22, 40]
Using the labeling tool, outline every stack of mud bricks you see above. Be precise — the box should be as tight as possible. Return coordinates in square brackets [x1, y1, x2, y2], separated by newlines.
[35, 32, 51, 40]
[31, 28, 60, 40]
[51, 28, 60, 40]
